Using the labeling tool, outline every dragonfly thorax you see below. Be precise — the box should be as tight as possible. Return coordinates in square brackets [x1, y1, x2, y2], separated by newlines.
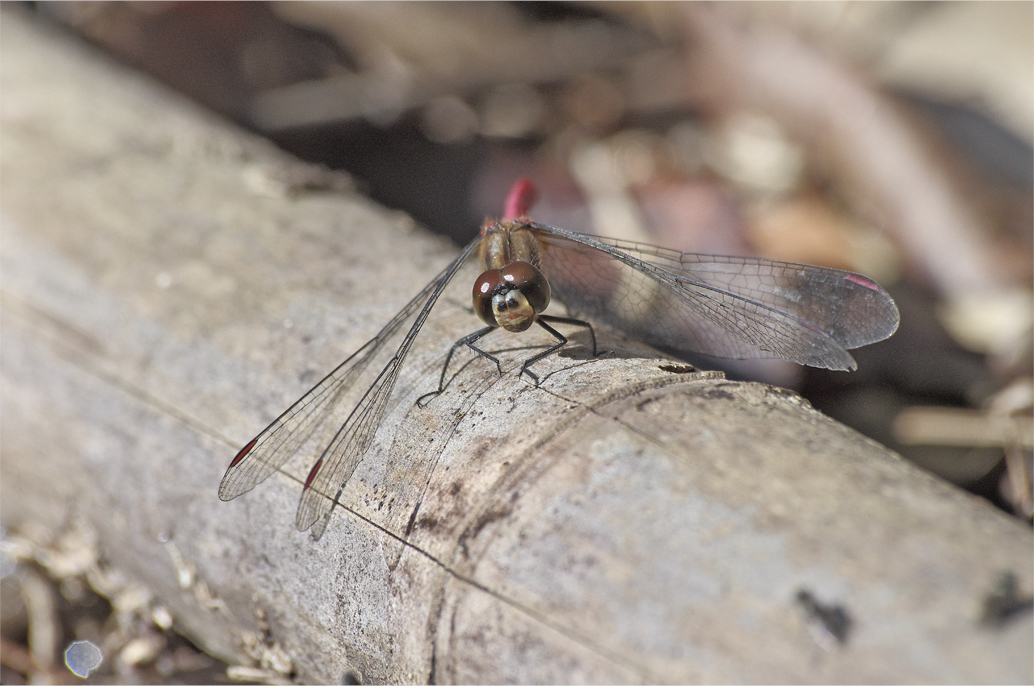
[473, 261, 551, 332]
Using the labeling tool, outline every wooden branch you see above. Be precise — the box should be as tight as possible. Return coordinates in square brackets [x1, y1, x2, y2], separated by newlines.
[1, 10, 1030, 684]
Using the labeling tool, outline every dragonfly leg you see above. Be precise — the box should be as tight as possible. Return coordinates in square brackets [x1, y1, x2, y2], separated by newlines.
[417, 325, 497, 407]
[519, 315, 596, 385]
[539, 314, 597, 357]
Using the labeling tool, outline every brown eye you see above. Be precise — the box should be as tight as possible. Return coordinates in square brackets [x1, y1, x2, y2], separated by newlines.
[500, 262, 550, 314]
[472, 270, 502, 326]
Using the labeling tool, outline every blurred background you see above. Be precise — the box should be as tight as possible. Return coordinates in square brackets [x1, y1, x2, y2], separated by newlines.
[3, 2, 1032, 682]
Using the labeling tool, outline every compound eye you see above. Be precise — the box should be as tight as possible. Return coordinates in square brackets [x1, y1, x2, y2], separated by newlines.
[473, 270, 502, 326]
[500, 262, 550, 314]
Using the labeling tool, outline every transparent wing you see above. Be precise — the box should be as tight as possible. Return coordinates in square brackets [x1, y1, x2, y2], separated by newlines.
[219, 238, 482, 538]
[218, 334, 386, 500]
[530, 223, 899, 371]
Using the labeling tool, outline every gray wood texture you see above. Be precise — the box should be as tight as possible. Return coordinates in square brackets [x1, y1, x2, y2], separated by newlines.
[2, 11, 1031, 684]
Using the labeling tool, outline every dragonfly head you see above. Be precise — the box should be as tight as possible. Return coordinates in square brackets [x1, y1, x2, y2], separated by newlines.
[473, 261, 551, 333]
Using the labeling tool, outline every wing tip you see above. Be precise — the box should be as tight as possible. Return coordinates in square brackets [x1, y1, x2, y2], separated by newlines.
[218, 438, 261, 500]
[217, 478, 248, 502]
[295, 494, 330, 539]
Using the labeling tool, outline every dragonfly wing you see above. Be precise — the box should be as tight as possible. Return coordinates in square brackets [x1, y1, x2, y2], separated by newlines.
[293, 238, 482, 538]
[532, 224, 899, 371]
[295, 349, 405, 538]
[218, 334, 384, 501]
[219, 238, 482, 516]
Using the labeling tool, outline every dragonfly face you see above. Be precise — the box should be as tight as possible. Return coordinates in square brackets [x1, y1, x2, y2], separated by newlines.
[473, 221, 552, 333]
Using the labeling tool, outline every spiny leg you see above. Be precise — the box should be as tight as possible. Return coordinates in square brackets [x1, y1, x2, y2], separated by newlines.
[539, 314, 597, 357]
[417, 325, 498, 406]
[520, 315, 597, 385]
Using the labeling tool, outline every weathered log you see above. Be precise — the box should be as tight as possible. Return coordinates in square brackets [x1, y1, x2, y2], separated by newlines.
[1, 10, 1030, 684]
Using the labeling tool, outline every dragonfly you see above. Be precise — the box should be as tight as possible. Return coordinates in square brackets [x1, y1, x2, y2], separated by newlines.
[219, 178, 900, 538]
